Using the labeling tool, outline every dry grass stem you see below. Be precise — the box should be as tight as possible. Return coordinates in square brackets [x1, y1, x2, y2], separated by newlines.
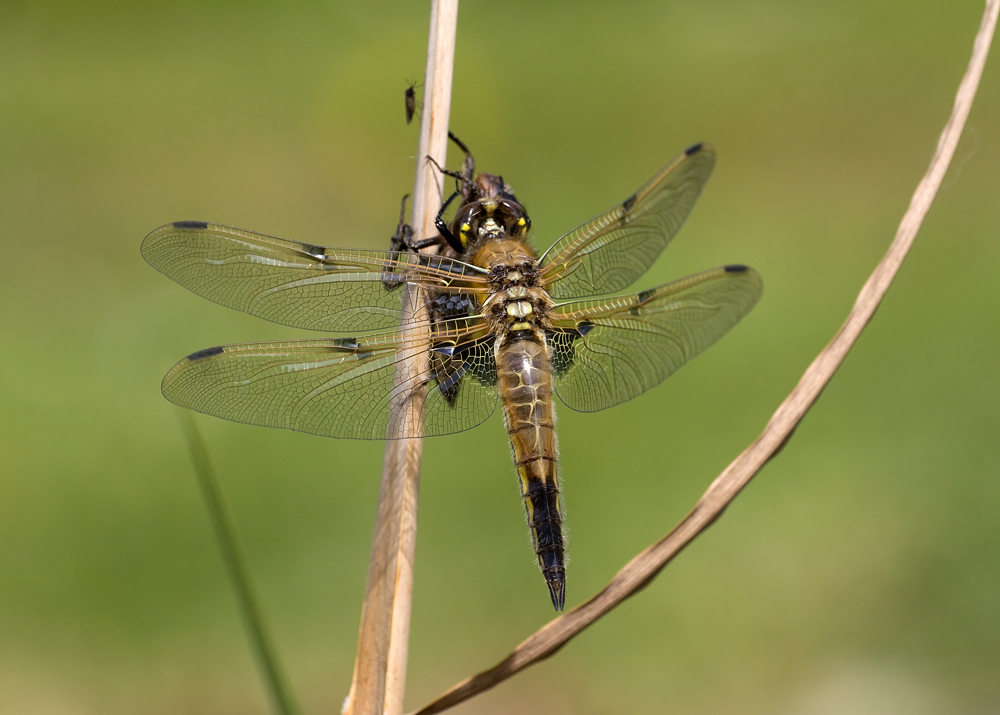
[412, 2, 998, 713]
[343, 2, 459, 715]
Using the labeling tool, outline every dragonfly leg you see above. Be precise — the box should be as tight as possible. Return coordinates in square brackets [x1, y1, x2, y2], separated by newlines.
[388, 194, 414, 253]
[426, 130, 476, 198]
[384, 194, 443, 289]
[432, 189, 465, 251]
[447, 131, 475, 186]
[388, 194, 446, 252]
[426, 155, 467, 185]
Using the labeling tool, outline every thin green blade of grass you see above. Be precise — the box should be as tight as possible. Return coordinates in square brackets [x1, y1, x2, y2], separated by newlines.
[178, 410, 303, 715]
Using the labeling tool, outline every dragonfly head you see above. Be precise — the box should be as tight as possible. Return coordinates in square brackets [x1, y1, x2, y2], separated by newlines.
[449, 194, 531, 252]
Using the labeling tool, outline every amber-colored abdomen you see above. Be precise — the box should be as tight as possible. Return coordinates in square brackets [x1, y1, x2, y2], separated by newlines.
[497, 333, 565, 610]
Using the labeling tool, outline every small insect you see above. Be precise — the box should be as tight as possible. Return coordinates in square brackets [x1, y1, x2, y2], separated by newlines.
[142, 138, 762, 610]
[404, 81, 420, 124]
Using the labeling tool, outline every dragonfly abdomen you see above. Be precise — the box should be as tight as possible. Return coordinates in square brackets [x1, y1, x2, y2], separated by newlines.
[497, 332, 566, 610]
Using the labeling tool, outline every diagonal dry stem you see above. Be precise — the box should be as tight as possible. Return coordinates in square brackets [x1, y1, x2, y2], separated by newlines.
[412, 2, 998, 713]
[343, 3, 459, 715]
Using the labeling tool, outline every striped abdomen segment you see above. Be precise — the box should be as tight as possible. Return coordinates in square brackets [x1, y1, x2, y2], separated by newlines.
[497, 333, 565, 610]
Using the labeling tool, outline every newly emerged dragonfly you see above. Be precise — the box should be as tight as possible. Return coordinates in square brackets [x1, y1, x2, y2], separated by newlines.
[142, 140, 762, 610]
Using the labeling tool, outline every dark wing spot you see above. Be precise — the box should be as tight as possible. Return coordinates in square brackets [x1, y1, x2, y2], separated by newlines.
[621, 193, 637, 212]
[355, 351, 374, 362]
[576, 321, 595, 337]
[332, 337, 359, 350]
[685, 142, 704, 156]
[724, 264, 748, 273]
[173, 220, 209, 230]
[632, 290, 655, 314]
[187, 345, 224, 361]
[431, 345, 455, 357]
[302, 243, 326, 259]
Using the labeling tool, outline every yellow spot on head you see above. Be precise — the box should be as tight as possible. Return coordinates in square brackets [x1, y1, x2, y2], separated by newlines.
[517, 217, 526, 226]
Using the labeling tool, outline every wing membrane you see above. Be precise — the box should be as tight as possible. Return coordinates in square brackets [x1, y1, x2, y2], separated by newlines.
[547, 265, 762, 412]
[539, 143, 716, 299]
[141, 221, 489, 332]
[162, 321, 498, 440]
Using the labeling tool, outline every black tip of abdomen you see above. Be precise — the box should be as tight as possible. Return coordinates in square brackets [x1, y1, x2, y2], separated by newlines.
[547, 579, 566, 611]
[520, 470, 567, 611]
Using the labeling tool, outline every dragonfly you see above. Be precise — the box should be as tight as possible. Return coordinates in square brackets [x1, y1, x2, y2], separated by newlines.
[141, 139, 763, 610]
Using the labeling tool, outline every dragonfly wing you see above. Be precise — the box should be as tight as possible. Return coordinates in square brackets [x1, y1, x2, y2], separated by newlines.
[539, 143, 715, 299]
[141, 221, 488, 332]
[162, 322, 498, 439]
[547, 265, 762, 412]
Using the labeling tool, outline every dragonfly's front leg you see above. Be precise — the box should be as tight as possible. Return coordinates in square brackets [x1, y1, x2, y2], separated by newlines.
[384, 194, 449, 290]
[388, 194, 445, 253]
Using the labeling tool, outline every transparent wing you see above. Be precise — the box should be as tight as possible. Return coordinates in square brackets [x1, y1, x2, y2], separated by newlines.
[162, 321, 498, 440]
[141, 221, 489, 332]
[539, 143, 716, 299]
[547, 265, 762, 412]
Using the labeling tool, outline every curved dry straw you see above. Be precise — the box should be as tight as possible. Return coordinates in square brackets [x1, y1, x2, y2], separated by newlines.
[412, 2, 999, 713]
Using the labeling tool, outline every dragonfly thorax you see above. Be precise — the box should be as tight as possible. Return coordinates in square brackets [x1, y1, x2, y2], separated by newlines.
[476, 240, 552, 340]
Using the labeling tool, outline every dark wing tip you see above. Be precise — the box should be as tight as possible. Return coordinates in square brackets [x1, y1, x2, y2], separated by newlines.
[724, 264, 749, 273]
[186, 345, 225, 361]
[172, 220, 210, 230]
[547, 579, 566, 611]
[684, 142, 705, 156]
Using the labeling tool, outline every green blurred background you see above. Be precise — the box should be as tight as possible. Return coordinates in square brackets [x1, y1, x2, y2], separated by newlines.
[1, 1, 998, 713]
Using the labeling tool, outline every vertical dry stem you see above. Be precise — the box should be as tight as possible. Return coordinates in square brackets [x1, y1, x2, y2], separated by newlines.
[343, 2, 459, 714]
